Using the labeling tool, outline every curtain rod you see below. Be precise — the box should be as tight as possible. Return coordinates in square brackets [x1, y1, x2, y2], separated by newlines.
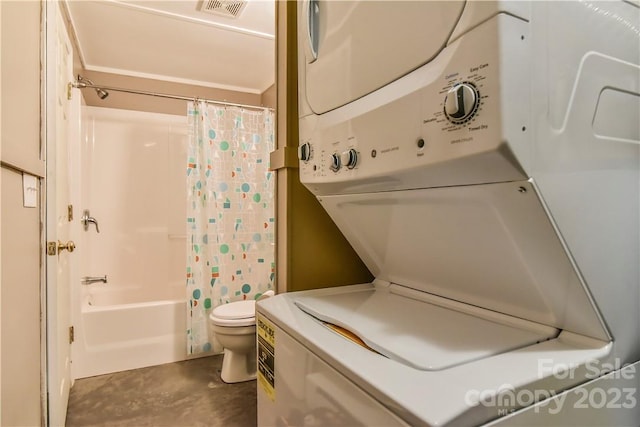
[71, 81, 274, 112]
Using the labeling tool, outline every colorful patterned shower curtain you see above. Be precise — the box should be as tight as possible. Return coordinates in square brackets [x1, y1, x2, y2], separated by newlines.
[186, 101, 275, 355]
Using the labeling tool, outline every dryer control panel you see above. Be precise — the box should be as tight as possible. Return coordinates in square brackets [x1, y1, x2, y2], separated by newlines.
[298, 14, 530, 196]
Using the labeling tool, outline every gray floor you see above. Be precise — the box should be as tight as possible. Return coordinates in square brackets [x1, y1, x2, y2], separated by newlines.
[66, 355, 257, 427]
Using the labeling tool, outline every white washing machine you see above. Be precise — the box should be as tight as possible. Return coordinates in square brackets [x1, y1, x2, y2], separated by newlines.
[257, 1, 640, 426]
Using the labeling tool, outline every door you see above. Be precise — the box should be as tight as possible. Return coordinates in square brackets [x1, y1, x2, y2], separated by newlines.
[45, 2, 74, 425]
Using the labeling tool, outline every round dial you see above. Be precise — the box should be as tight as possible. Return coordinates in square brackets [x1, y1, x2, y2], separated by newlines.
[340, 149, 358, 169]
[329, 153, 341, 172]
[298, 142, 312, 162]
[444, 82, 479, 124]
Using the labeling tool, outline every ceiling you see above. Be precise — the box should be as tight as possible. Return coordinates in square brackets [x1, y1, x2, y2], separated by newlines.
[65, 0, 276, 94]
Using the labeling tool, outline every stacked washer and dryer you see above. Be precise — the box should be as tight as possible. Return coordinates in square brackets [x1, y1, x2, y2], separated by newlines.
[257, 1, 640, 426]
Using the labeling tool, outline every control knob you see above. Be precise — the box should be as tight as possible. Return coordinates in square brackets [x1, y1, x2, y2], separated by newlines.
[329, 153, 341, 172]
[340, 149, 358, 169]
[298, 142, 312, 163]
[444, 82, 479, 124]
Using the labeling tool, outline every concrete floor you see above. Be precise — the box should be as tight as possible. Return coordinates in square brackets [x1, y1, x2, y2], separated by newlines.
[66, 355, 257, 427]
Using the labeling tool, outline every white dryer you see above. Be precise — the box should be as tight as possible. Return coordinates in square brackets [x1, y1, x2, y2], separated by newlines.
[257, 1, 640, 426]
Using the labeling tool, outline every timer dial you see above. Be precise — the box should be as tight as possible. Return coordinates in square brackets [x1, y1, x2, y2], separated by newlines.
[444, 82, 480, 124]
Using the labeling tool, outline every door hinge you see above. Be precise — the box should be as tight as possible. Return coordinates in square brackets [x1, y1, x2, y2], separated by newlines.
[68, 204, 74, 221]
[47, 241, 57, 256]
[69, 326, 74, 344]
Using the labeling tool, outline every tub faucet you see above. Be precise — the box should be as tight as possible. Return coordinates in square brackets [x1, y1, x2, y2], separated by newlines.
[82, 275, 107, 285]
[81, 209, 100, 233]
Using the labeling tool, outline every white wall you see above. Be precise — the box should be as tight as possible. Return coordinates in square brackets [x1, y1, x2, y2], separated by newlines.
[79, 107, 188, 304]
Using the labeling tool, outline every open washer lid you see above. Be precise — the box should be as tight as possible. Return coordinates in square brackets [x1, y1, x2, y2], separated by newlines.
[295, 285, 557, 371]
[317, 180, 609, 343]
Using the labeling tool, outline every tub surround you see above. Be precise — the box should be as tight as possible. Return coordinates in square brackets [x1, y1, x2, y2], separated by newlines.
[72, 107, 198, 379]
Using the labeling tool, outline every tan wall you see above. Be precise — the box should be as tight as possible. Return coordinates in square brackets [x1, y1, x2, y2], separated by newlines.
[273, 1, 372, 293]
[0, 1, 44, 426]
[261, 83, 276, 109]
[57, 1, 271, 117]
[0, 169, 42, 427]
[77, 70, 265, 116]
[1, 0, 44, 176]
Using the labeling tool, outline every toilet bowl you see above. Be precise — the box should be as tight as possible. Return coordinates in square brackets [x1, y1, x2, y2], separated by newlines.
[210, 291, 274, 383]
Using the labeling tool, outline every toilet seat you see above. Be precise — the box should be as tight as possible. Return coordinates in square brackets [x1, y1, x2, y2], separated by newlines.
[210, 300, 256, 327]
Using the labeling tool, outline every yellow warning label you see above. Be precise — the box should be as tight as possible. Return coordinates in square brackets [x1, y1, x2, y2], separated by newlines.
[257, 315, 275, 401]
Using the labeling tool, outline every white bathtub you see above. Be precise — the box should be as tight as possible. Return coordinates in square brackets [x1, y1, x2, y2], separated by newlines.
[71, 107, 206, 380]
[72, 285, 204, 379]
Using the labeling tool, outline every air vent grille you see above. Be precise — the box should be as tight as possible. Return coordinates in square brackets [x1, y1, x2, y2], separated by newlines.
[200, 0, 247, 19]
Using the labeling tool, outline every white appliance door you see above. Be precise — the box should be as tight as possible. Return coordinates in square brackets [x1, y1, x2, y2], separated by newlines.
[301, 1, 465, 114]
[318, 181, 609, 342]
[294, 286, 556, 371]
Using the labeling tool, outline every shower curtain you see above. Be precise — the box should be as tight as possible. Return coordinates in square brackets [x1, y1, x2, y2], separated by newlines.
[186, 101, 275, 355]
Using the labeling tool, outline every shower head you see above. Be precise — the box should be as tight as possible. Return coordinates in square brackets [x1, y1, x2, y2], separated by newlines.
[95, 87, 109, 100]
[75, 75, 109, 100]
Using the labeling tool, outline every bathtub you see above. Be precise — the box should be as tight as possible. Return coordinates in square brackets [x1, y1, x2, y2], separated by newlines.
[71, 107, 204, 380]
[72, 285, 207, 379]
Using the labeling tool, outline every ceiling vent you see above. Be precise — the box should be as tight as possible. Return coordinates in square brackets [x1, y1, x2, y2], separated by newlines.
[200, 0, 247, 19]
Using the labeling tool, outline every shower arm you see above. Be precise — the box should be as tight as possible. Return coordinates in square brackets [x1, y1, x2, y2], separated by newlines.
[69, 77, 274, 112]
[71, 75, 109, 100]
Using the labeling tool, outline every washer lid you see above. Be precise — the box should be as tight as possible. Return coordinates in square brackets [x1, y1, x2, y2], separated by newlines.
[295, 286, 557, 371]
[318, 181, 609, 342]
[212, 300, 256, 320]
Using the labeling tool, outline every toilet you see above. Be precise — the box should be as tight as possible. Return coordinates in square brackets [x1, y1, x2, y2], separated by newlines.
[209, 291, 274, 383]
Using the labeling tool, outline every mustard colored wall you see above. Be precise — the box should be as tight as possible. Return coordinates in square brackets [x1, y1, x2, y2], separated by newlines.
[273, 1, 372, 293]
[0, 1, 44, 425]
[287, 170, 374, 290]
